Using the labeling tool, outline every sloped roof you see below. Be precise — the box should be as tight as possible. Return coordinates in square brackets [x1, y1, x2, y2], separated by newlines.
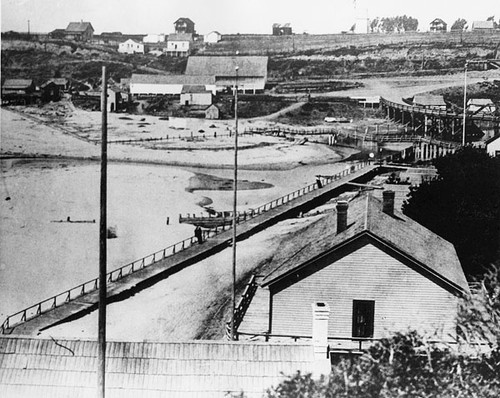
[181, 85, 211, 93]
[413, 94, 447, 107]
[175, 17, 195, 25]
[485, 134, 500, 145]
[167, 33, 193, 42]
[130, 74, 215, 85]
[261, 193, 468, 295]
[472, 21, 495, 29]
[2, 79, 33, 89]
[186, 56, 268, 77]
[430, 18, 446, 25]
[66, 22, 94, 33]
[0, 336, 315, 398]
[468, 98, 495, 106]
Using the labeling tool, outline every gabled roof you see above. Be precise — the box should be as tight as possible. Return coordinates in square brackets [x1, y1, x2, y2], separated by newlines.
[485, 134, 500, 145]
[468, 98, 495, 106]
[430, 18, 446, 25]
[130, 73, 215, 85]
[472, 20, 495, 29]
[120, 38, 143, 45]
[0, 336, 315, 397]
[186, 56, 268, 77]
[181, 84, 211, 93]
[261, 193, 468, 295]
[66, 22, 94, 33]
[2, 79, 33, 89]
[167, 33, 193, 42]
[413, 94, 447, 107]
[175, 17, 195, 25]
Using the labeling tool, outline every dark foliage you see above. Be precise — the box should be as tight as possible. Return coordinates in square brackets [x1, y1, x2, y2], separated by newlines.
[402, 147, 500, 277]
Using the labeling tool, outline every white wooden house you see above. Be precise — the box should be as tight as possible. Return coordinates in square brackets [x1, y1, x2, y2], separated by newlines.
[204, 31, 222, 43]
[180, 85, 212, 106]
[236, 191, 469, 350]
[485, 135, 500, 157]
[118, 39, 145, 54]
[165, 33, 193, 56]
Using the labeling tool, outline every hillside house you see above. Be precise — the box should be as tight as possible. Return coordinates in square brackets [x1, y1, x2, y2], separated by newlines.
[0, 337, 327, 397]
[413, 94, 447, 110]
[129, 74, 216, 96]
[2, 79, 35, 96]
[235, 192, 469, 350]
[180, 85, 212, 106]
[485, 135, 500, 157]
[64, 22, 94, 41]
[185, 56, 268, 93]
[272, 23, 293, 36]
[205, 104, 220, 119]
[204, 31, 222, 43]
[472, 21, 495, 31]
[165, 33, 193, 56]
[174, 17, 196, 34]
[467, 98, 496, 115]
[430, 18, 447, 32]
[118, 39, 145, 54]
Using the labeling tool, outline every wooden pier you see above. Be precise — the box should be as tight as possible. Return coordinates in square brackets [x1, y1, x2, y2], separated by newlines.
[2, 162, 381, 336]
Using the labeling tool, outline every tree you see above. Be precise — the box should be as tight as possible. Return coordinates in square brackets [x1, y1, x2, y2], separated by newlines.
[451, 18, 468, 31]
[376, 16, 419, 33]
[402, 147, 500, 277]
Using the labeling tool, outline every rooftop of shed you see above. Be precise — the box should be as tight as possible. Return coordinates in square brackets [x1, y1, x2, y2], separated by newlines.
[185, 56, 268, 77]
[130, 74, 215, 85]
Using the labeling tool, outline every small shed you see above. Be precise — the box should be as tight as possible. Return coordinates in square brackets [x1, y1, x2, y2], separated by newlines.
[40, 81, 61, 102]
[205, 104, 220, 119]
[413, 94, 447, 110]
[472, 21, 495, 31]
[64, 22, 94, 41]
[2, 79, 35, 95]
[467, 98, 496, 114]
[485, 135, 500, 157]
[180, 85, 212, 106]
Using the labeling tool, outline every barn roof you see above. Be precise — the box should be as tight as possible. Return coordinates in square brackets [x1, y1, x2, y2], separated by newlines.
[181, 85, 211, 93]
[66, 22, 94, 33]
[2, 79, 33, 89]
[0, 336, 315, 398]
[167, 33, 193, 42]
[130, 74, 215, 85]
[185, 56, 268, 77]
[413, 94, 447, 107]
[261, 193, 468, 295]
[468, 98, 495, 106]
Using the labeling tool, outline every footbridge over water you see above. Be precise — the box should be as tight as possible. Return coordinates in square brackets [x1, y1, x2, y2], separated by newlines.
[2, 161, 386, 336]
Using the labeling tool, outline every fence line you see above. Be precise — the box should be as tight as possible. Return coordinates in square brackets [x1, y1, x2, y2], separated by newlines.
[0, 159, 371, 334]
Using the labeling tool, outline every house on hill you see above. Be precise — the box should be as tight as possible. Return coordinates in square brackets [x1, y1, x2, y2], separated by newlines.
[204, 31, 222, 43]
[118, 39, 145, 54]
[185, 56, 268, 93]
[174, 17, 196, 34]
[64, 22, 94, 41]
[235, 191, 469, 350]
[165, 33, 193, 56]
[430, 18, 447, 32]
[272, 23, 293, 36]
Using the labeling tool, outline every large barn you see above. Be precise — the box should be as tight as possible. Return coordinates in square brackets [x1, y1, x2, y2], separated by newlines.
[185, 56, 268, 93]
[236, 191, 469, 351]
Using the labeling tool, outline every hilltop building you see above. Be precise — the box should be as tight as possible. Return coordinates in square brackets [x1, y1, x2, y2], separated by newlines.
[272, 23, 293, 36]
[472, 20, 495, 31]
[63, 22, 94, 41]
[118, 39, 145, 54]
[235, 192, 469, 349]
[430, 18, 447, 32]
[165, 33, 193, 56]
[185, 56, 268, 93]
[174, 17, 195, 34]
[204, 31, 222, 43]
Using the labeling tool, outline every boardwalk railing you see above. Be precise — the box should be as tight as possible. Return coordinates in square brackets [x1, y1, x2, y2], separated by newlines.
[0, 159, 372, 334]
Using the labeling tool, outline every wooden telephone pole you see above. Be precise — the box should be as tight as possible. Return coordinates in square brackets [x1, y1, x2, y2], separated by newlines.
[98, 66, 108, 398]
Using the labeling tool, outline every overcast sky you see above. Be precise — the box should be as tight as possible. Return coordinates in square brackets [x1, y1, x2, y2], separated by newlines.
[2, 0, 499, 35]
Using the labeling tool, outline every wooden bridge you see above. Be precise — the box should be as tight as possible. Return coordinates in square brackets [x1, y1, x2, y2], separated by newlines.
[380, 97, 500, 143]
[1, 161, 382, 336]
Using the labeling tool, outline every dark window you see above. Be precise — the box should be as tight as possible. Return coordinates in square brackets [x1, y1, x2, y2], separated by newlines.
[352, 300, 375, 338]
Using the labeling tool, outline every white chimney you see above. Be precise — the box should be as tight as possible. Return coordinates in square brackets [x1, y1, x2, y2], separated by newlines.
[311, 301, 331, 376]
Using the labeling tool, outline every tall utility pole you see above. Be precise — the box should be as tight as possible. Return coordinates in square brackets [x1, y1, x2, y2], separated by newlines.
[231, 65, 239, 341]
[462, 61, 468, 146]
[98, 66, 108, 398]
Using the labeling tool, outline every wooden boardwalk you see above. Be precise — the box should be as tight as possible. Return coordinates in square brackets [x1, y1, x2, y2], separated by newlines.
[3, 163, 380, 336]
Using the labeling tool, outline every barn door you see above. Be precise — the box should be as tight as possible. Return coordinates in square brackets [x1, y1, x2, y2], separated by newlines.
[352, 300, 375, 338]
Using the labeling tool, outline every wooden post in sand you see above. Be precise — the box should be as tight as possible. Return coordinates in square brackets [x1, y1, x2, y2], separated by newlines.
[231, 64, 239, 341]
[98, 66, 108, 398]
